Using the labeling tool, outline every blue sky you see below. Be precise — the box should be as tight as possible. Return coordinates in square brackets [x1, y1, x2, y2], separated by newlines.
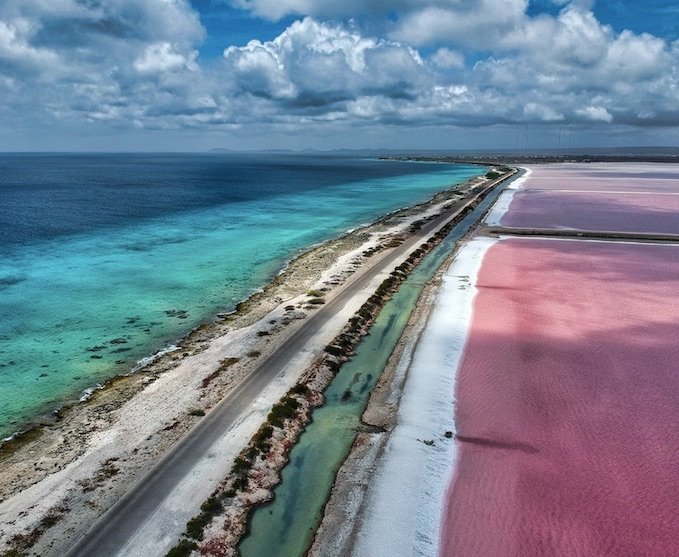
[1, 0, 678, 151]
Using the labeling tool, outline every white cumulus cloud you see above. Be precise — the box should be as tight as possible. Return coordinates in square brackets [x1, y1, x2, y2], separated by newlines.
[134, 42, 198, 73]
[221, 18, 428, 112]
[576, 105, 613, 122]
[430, 48, 465, 70]
[1, 0, 679, 147]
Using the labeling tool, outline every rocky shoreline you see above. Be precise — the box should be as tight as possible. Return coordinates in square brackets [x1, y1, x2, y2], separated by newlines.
[0, 173, 495, 557]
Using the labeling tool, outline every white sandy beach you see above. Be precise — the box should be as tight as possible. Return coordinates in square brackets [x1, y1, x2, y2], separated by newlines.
[483, 167, 530, 226]
[349, 236, 496, 557]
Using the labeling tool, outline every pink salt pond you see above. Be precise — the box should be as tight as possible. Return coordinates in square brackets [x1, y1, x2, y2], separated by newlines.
[495, 163, 679, 234]
[442, 238, 679, 556]
[518, 163, 679, 193]
[499, 190, 679, 234]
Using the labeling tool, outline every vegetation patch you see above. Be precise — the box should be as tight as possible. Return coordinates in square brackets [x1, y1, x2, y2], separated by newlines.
[165, 539, 198, 557]
[39, 505, 69, 529]
[5, 503, 70, 554]
[267, 397, 301, 428]
[201, 357, 240, 389]
[383, 237, 403, 248]
[1, 549, 25, 557]
[78, 458, 120, 492]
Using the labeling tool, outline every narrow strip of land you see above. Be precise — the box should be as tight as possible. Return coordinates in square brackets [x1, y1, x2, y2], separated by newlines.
[483, 226, 679, 243]
[65, 174, 512, 557]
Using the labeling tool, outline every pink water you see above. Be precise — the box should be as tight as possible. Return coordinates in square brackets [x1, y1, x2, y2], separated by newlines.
[441, 238, 679, 557]
[500, 191, 679, 234]
[518, 164, 679, 193]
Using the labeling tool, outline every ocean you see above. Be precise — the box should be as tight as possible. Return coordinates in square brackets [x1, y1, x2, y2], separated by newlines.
[0, 153, 483, 439]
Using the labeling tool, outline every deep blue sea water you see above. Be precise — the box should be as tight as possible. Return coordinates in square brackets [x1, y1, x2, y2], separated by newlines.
[0, 153, 483, 439]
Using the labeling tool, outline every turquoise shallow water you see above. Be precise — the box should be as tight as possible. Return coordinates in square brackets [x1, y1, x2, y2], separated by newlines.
[0, 154, 483, 440]
[239, 179, 508, 557]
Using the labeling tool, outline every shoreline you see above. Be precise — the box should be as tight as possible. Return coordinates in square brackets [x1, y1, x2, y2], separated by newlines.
[0, 160, 483, 446]
[0, 172, 492, 556]
[309, 220, 500, 557]
[0, 183, 470, 452]
[356, 237, 496, 557]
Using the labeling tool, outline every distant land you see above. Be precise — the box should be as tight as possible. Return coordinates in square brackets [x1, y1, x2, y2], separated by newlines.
[205, 146, 679, 164]
[380, 146, 679, 165]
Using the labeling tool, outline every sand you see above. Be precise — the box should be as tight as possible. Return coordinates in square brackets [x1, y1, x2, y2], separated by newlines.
[349, 237, 495, 557]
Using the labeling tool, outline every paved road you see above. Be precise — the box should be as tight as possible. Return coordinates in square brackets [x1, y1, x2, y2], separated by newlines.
[64, 179, 503, 557]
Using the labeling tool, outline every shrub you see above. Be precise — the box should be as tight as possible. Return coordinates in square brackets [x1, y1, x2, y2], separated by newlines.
[221, 357, 239, 369]
[166, 539, 197, 557]
[252, 424, 274, 453]
[40, 512, 64, 529]
[327, 359, 341, 373]
[337, 335, 352, 347]
[185, 514, 208, 540]
[200, 496, 223, 515]
[233, 476, 249, 491]
[181, 496, 223, 542]
[290, 384, 310, 396]
[357, 307, 372, 320]
[325, 344, 343, 357]
[267, 397, 300, 427]
[201, 357, 240, 388]
[254, 423, 274, 442]
[232, 456, 250, 475]
[368, 295, 381, 306]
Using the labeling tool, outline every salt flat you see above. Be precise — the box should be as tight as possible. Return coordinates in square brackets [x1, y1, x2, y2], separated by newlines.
[341, 162, 679, 557]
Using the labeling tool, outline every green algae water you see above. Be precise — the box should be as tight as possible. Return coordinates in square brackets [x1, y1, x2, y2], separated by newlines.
[239, 181, 510, 557]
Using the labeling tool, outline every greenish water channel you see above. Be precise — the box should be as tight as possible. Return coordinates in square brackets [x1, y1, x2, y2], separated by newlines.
[239, 183, 510, 557]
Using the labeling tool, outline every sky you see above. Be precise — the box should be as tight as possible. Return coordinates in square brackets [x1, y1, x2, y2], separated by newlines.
[1, 0, 679, 151]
